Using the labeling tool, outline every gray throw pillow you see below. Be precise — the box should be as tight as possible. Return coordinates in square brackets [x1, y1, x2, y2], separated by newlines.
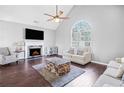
[77, 49, 83, 55]
[0, 47, 10, 56]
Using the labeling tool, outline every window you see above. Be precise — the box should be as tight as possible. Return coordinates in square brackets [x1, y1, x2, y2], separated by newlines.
[71, 20, 91, 48]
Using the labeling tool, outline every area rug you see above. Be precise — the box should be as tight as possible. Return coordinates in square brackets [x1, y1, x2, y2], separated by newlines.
[32, 63, 85, 87]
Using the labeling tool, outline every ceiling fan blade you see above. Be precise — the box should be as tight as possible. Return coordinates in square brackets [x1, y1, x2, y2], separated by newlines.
[47, 18, 54, 21]
[56, 5, 58, 15]
[59, 17, 69, 19]
[44, 13, 54, 17]
[59, 11, 63, 16]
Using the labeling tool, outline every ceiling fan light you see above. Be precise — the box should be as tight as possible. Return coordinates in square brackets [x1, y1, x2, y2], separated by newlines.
[54, 18, 60, 23]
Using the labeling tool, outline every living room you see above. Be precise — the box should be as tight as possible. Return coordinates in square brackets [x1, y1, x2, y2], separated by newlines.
[0, 5, 124, 87]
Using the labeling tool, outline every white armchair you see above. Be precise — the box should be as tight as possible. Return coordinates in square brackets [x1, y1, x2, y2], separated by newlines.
[0, 47, 18, 65]
[63, 47, 92, 65]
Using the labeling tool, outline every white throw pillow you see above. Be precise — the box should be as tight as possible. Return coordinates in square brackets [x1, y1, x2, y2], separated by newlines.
[104, 67, 118, 78]
[121, 57, 124, 63]
[104, 64, 124, 78]
[115, 58, 122, 63]
[116, 64, 124, 78]
[115, 57, 124, 63]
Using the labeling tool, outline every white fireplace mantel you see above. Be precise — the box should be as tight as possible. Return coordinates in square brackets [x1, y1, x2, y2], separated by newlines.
[24, 40, 44, 58]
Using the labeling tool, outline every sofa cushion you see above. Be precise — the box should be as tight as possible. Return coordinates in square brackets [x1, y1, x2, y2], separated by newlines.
[0, 47, 10, 56]
[72, 55, 84, 60]
[94, 74, 121, 87]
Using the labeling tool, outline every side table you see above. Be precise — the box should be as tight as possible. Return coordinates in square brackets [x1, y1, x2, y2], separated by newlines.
[14, 51, 25, 61]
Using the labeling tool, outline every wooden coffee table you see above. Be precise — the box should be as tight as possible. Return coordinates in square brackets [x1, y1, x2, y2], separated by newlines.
[45, 57, 71, 76]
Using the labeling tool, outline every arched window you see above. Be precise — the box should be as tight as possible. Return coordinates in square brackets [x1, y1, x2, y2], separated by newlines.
[71, 20, 91, 48]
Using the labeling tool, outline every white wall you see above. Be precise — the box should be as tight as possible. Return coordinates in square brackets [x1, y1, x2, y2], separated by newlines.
[55, 5, 124, 63]
[0, 20, 56, 54]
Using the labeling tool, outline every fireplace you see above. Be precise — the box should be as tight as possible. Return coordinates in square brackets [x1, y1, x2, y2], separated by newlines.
[28, 45, 42, 58]
[30, 48, 41, 56]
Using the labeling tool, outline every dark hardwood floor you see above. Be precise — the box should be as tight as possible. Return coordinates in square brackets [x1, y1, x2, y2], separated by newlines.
[0, 56, 106, 87]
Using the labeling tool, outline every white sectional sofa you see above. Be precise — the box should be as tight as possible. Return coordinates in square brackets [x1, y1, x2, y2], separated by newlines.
[63, 47, 92, 65]
[94, 74, 122, 87]
[94, 60, 124, 87]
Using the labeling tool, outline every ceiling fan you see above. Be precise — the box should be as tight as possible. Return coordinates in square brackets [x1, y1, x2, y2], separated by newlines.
[44, 5, 69, 22]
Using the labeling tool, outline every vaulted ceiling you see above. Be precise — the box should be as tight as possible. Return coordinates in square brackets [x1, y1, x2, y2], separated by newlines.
[0, 5, 73, 30]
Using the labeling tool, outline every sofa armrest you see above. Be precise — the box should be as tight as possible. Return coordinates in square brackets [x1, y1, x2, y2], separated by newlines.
[9, 50, 17, 57]
[0, 55, 5, 59]
[0, 55, 5, 64]
[11, 53, 17, 59]
[83, 52, 92, 62]
[83, 52, 91, 57]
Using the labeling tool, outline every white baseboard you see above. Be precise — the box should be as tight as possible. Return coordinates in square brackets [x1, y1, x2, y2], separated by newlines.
[91, 60, 108, 66]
